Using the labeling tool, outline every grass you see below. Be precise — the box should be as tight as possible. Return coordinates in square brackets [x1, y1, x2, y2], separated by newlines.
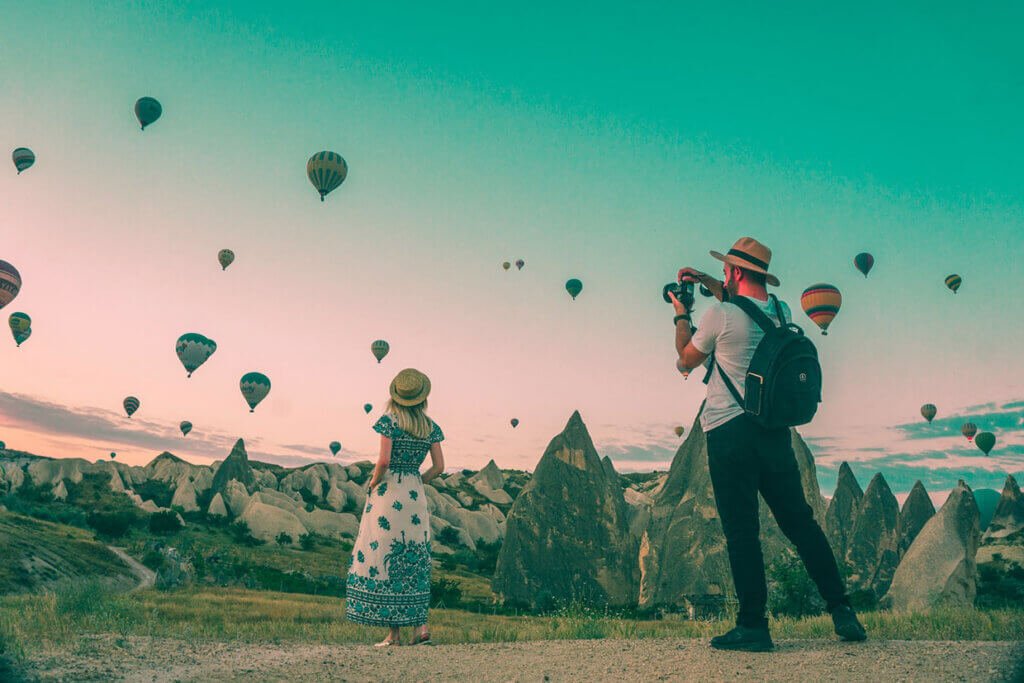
[0, 583, 1021, 668]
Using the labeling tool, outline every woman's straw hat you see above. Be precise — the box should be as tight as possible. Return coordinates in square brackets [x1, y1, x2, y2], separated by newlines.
[389, 368, 431, 406]
[709, 236, 781, 287]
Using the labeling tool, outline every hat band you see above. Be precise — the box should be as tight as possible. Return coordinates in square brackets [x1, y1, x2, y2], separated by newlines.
[727, 248, 769, 270]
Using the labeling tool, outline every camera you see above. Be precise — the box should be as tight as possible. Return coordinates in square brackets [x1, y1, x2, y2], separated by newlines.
[663, 280, 695, 310]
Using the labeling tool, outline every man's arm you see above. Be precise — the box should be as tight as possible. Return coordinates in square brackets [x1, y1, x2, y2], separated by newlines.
[667, 290, 710, 371]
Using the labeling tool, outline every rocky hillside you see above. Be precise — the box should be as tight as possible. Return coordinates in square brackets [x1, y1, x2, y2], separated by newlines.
[0, 509, 136, 593]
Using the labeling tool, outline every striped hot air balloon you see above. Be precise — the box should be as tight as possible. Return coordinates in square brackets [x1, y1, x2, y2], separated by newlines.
[175, 333, 217, 378]
[975, 431, 995, 456]
[12, 148, 35, 174]
[566, 278, 583, 300]
[800, 284, 842, 335]
[515, 259, 525, 271]
[307, 151, 348, 202]
[920, 403, 937, 423]
[218, 249, 235, 271]
[961, 422, 977, 442]
[945, 274, 962, 294]
[134, 97, 162, 130]
[12, 327, 30, 347]
[0, 261, 22, 311]
[240, 372, 271, 412]
[371, 339, 390, 363]
[180, 421, 193, 437]
[123, 396, 140, 418]
[329, 441, 342, 456]
[853, 252, 874, 277]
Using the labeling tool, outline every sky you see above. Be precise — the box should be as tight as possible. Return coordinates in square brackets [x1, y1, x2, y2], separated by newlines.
[2, 1, 1023, 497]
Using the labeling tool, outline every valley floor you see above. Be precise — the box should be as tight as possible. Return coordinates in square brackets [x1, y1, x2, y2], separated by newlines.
[22, 636, 1024, 682]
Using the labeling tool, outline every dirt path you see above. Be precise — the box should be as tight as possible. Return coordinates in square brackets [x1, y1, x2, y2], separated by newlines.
[106, 547, 155, 592]
[24, 636, 1024, 682]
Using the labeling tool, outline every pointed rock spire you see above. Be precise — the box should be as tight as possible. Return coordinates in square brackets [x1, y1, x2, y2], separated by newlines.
[826, 462, 864, 561]
[982, 474, 1024, 543]
[898, 480, 935, 557]
[846, 472, 900, 599]
[212, 438, 256, 494]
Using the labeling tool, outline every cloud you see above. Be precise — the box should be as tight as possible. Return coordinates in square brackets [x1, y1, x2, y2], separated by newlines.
[893, 404, 1024, 440]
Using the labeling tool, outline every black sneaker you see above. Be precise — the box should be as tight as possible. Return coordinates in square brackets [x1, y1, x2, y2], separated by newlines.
[710, 625, 774, 652]
[831, 605, 867, 642]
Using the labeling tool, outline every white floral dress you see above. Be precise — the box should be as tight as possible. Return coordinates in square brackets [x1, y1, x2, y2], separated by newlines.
[345, 413, 444, 627]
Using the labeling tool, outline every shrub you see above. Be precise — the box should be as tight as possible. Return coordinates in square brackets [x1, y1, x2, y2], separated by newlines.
[131, 480, 174, 508]
[436, 526, 461, 547]
[149, 511, 183, 534]
[276, 532, 294, 546]
[229, 520, 263, 546]
[430, 577, 462, 607]
[86, 510, 137, 538]
[766, 552, 825, 618]
[299, 533, 316, 551]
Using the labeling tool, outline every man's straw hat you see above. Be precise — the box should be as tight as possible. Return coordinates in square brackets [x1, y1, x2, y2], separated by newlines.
[709, 237, 780, 287]
[389, 368, 431, 406]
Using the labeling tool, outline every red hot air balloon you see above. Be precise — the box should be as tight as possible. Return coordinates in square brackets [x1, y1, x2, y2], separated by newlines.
[853, 253, 874, 277]
[961, 422, 977, 442]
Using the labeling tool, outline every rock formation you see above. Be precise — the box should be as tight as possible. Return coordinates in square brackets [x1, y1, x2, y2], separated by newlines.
[638, 412, 827, 613]
[974, 475, 1024, 607]
[211, 439, 256, 494]
[898, 480, 935, 558]
[493, 411, 638, 608]
[845, 472, 900, 599]
[982, 475, 1024, 543]
[825, 462, 863, 561]
[239, 500, 306, 544]
[884, 480, 981, 611]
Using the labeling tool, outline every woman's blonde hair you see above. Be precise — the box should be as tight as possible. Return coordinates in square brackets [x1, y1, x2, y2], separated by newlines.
[385, 398, 434, 440]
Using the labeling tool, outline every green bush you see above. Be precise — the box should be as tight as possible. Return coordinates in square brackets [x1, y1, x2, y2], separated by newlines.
[299, 533, 316, 551]
[229, 520, 263, 546]
[436, 526, 461, 547]
[128, 480, 174, 508]
[766, 552, 825, 618]
[276, 532, 293, 546]
[149, 511, 183, 534]
[86, 510, 137, 539]
[430, 577, 462, 607]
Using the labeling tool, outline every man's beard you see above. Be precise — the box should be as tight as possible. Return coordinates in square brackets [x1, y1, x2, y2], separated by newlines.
[725, 279, 740, 297]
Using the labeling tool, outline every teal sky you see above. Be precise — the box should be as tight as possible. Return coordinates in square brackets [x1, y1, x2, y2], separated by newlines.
[2, 1, 1023, 494]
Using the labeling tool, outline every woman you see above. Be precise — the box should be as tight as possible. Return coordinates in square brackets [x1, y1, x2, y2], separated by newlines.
[345, 367, 445, 647]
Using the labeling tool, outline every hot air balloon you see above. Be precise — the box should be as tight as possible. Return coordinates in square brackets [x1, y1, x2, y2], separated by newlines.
[110, 452, 117, 460]
[961, 422, 977, 442]
[0, 261, 22, 311]
[175, 333, 217, 378]
[134, 97, 162, 130]
[180, 421, 193, 437]
[510, 418, 519, 428]
[975, 431, 995, 456]
[12, 327, 31, 347]
[12, 148, 34, 174]
[674, 426, 685, 437]
[240, 372, 271, 412]
[123, 396, 140, 418]
[502, 261, 511, 271]
[364, 403, 373, 414]
[9, 312, 31, 346]
[329, 441, 342, 456]
[854, 253, 874, 278]
[920, 403, 937, 423]
[218, 249, 235, 271]
[565, 278, 583, 300]
[515, 259, 525, 270]
[371, 339, 390, 363]
[307, 151, 348, 202]
[945, 274, 962, 294]
[800, 284, 842, 335]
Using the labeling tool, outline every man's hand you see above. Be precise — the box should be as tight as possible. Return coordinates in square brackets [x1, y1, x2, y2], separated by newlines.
[667, 289, 688, 316]
[677, 267, 725, 302]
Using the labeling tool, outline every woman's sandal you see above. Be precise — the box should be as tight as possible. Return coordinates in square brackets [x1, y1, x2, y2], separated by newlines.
[374, 637, 401, 648]
[412, 632, 432, 645]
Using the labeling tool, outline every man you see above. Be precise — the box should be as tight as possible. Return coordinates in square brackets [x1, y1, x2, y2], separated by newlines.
[669, 236, 866, 652]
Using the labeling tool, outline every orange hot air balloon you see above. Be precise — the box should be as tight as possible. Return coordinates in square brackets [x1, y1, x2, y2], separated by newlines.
[961, 422, 977, 442]
[800, 284, 842, 335]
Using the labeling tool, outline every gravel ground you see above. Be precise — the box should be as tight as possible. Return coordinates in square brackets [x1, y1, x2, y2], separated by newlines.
[24, 636, 1024, 682]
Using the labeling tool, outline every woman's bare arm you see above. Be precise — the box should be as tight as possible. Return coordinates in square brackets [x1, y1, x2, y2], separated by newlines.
[366, 436, 392, 492]
[421, 442, 445, 484]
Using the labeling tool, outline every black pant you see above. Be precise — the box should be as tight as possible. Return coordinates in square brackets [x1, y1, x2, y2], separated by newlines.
[706, 413, 849, 628]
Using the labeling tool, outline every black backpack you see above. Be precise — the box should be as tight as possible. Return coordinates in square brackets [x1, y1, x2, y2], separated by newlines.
[702, 294, 822, 428]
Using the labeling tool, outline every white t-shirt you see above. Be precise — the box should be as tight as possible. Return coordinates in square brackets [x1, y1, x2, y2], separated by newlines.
[690, 296, 793, 433]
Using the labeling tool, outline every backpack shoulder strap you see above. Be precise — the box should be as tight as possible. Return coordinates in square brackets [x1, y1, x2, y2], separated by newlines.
[727, 295, 777, 334]
[770, 294, 787, 325]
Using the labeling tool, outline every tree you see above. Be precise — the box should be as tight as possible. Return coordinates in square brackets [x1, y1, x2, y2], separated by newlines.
[149, 510, 183, 534]
[276, 532, 294, 546]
